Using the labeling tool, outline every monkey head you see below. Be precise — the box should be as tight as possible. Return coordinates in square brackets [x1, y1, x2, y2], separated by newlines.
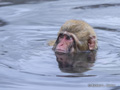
[53, 20, 98, 53]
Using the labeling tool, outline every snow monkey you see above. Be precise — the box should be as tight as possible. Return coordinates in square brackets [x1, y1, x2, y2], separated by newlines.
[50, 20, 97, 53]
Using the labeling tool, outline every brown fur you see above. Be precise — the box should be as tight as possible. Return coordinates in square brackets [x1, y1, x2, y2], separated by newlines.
[51, 20, 97, 52]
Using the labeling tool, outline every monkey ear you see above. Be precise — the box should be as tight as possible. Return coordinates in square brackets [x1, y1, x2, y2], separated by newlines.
[88, 36, 96, 50]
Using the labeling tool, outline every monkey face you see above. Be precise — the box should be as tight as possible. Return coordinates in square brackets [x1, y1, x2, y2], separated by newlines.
[54, 33, 74, 53]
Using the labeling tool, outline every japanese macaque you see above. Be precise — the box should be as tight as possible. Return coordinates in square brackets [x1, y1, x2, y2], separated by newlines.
[55, 51, 96, 73]
[50, 20, 97, 53]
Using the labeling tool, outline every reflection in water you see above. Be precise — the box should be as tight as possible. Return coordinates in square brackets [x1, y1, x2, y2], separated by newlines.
[55, 51, 96, 73]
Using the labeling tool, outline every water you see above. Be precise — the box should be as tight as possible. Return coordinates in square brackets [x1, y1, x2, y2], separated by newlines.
[0, 0, 120, 90]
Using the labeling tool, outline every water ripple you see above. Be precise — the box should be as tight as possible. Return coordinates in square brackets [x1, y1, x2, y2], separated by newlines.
[73, 3, 120, 9]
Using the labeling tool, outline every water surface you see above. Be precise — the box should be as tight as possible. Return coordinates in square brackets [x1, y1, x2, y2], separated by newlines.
[0, 0, 120, 90]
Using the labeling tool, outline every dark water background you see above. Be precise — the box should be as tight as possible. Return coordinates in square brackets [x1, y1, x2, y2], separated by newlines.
[0, 0, 120, 90]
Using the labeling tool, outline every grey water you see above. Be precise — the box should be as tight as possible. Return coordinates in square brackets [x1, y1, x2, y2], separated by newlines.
[0, 0, 120, 90]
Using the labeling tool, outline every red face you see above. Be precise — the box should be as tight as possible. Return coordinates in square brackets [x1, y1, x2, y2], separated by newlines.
[55, 34, 74, 53]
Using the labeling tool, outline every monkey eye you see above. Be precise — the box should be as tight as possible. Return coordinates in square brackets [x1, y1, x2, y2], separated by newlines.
[66, 35, 71, 40]
[59, 33, 64, 38]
